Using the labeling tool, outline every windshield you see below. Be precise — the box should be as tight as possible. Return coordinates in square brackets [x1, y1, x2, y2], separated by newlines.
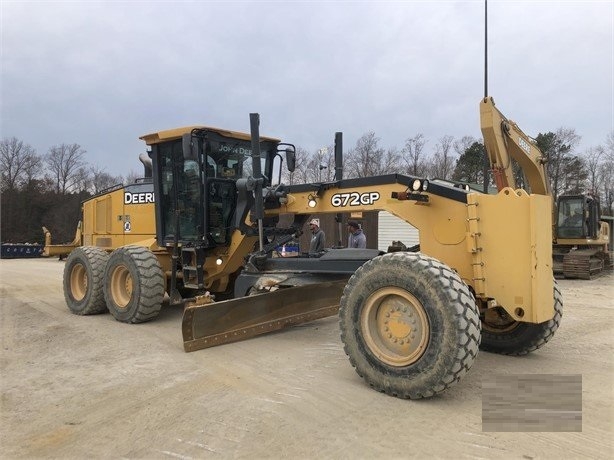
[557, 197, 585, 238]
[205, 136, 278, 183]
[154, 132, 281, 246]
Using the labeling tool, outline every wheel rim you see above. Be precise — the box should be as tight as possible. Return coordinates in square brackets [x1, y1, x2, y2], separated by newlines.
[70, 263, 87, 301]
[110, 265, 133, 309]
[360, 287, 430, 367]
[482, 307, 519, 333]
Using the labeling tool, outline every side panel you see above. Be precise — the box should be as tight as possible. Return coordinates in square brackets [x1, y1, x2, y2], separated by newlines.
[468, 189, 554, 323]
[82, 190, 124, 248]
[81, 184, 156, 250]
[122, 183, 157, 245]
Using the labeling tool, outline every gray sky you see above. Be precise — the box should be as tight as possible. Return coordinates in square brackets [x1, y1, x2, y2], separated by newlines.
[2, 1, 612, 178]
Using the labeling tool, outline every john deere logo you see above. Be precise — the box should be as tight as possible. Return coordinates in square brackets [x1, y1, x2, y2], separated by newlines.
[124, 192, 154, 204]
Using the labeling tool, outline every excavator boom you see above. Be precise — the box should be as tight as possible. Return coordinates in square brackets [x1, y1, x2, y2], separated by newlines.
[480, 97, 550, 196]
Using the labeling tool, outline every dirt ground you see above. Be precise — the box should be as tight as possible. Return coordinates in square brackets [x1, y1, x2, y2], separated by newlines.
[1, 258, 612, 459]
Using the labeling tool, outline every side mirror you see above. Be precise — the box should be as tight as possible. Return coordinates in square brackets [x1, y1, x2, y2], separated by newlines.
[285, 147, 296, 173]
[182, 133, 200, 161]
[277, 143, 296, 173]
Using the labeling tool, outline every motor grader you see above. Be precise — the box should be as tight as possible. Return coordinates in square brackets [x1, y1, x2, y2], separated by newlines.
[51, 98, 562, 399]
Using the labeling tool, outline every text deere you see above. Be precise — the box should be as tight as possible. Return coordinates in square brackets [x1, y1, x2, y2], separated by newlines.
[124, 192, 155, 204]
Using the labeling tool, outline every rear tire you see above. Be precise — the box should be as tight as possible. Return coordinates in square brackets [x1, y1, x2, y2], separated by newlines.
[63, 246, 109, 315]
[103, 246, 165, 323]
[339, 252, 481, 399]
[480, 280, 563, 355]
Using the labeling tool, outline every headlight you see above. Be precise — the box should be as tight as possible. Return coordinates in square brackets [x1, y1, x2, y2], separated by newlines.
[412, 179, 422, 191]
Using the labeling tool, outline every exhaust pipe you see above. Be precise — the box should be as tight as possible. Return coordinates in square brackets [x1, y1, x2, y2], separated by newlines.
[249, 113, 265, 253]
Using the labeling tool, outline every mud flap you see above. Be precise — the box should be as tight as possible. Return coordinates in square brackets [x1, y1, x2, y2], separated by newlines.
[182, 279, 348, 352]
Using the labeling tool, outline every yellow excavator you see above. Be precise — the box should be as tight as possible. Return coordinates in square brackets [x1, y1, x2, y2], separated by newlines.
[480, 101, 611, 279]
[45, 97, 563, 399]
[552, 193, 611, 279]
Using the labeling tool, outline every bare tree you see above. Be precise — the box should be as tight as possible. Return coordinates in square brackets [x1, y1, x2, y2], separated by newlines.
[600, 161, 614, 215]
[345, 132, 387, 178]
[124, 170, 141, 186]
[309, 146, 335, 182]
[536, 128, 581, 201]
[45, 143, 87, 194]
[73, 167, 92, 193]
[431, 135, 456, 180]
[584, 147, 603, 196]
[381, 147, 402, 175]
[599, 131, 614, 214]
[23, 154, 43, 185]
[280, 147, 312, 185]
[0, 137, 40, 191]
[605, 130, 614, 163]
[453, 136, 476, 157]
[402, 134, 428, 176]
[91, 165, 122, 194]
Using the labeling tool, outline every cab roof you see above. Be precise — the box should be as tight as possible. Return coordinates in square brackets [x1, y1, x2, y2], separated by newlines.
[139, 125, 280, 145]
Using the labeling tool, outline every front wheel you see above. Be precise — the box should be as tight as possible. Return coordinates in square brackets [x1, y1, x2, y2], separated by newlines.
[103, 246, 165, 323]
[339, 252, 481, 399]
[480, 280, 563, 355]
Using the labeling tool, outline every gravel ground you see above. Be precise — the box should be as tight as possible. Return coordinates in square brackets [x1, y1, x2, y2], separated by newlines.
[1, 258, 612, 459]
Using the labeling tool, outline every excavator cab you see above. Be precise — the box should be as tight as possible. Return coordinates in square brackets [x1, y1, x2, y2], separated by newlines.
[556, 194, 601, 240]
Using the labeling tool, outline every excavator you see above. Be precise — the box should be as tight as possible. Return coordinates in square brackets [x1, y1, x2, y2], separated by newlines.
[46, 97, 564, 399]
[552, 193, 611, 279]
[479, 104, 611, 279]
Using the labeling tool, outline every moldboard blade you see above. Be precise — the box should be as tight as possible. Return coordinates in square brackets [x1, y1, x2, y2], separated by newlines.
[182, 279, 347, 352]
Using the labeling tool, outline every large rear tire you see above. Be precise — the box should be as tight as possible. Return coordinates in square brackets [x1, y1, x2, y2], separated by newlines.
[103, 246, 165, 323]
[480, 280, 563, 355]
[63, 246, 109, 315]
[339, 252, 481, 399]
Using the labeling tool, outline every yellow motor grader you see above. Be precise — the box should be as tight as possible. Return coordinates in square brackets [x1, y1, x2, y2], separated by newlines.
[51, 99, 562, 399]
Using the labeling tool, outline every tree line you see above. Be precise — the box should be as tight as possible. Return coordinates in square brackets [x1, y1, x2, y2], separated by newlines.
[284, 129, 614, 214]
[2, 128, 613, 244]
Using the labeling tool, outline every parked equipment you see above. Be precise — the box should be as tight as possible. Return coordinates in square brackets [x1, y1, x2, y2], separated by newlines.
[553, 194, 611, 279]
[0, 243, 43, 259]
[47, 98, 564, 399]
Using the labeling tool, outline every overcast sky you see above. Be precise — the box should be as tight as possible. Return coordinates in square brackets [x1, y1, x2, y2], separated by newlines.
[2, 1, 612, 178]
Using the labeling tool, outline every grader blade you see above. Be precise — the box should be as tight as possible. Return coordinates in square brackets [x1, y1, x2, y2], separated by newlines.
[182, 279, 347, 352]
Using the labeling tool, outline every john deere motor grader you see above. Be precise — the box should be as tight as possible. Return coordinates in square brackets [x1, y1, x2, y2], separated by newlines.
[58, 99, 561, 399]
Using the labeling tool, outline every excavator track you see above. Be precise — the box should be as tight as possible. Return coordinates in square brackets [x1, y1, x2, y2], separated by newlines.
[182, 279, 348, 352]
[562, 249, 606, 280]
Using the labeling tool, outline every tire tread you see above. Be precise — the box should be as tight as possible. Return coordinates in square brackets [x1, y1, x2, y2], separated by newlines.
[339, 252, 481, 399]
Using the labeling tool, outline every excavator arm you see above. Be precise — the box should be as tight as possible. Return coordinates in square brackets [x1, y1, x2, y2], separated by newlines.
[482, 97, 610, 279]
[480, 97, 550, 196]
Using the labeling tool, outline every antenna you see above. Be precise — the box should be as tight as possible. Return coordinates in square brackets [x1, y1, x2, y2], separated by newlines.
[484, 0, 488, 98]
